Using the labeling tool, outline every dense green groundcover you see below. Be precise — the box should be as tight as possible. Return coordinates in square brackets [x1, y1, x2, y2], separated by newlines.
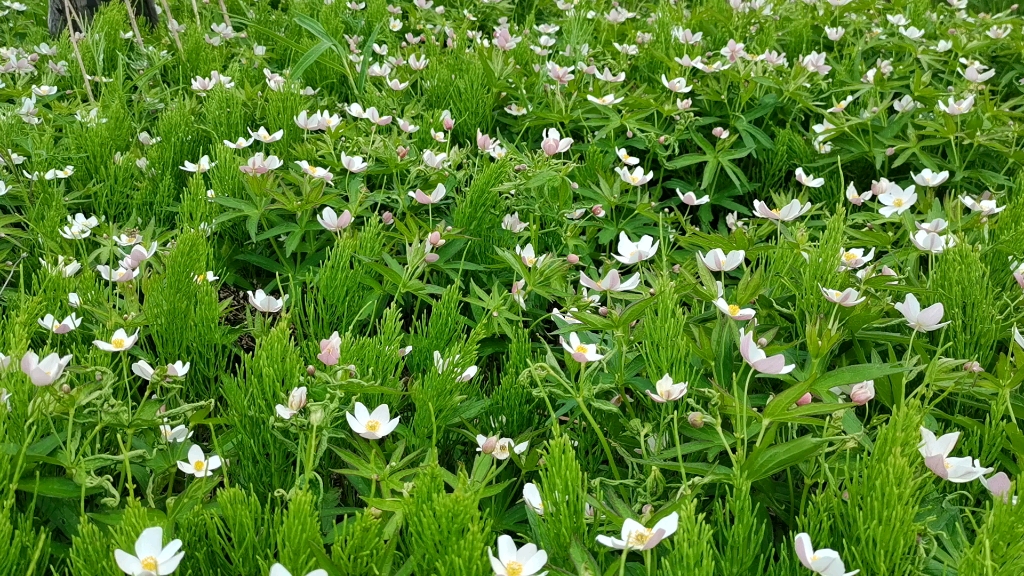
[2, 0, 1024, 573]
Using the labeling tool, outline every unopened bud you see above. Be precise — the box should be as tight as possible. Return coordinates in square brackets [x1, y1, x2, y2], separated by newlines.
[688, 412, 704, 428]
[396, 146, 408, 159]
[567, 254, 579, 264]
[658, 136, 666, 144]
[424, 253, 439, 263]
[481, 435, 499, 454]
[306, 365, 316, 376]
[599, 306, 609, 316]
[61, 384, 72, 394]
[885, 147, 895, 156]
[796, 392, 812, 406]
[757, 337, 768, 347]
[382, 211, 394, 224]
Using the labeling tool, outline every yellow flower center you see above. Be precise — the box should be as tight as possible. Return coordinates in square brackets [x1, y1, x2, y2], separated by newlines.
[893, 198, 904, 207]
[112, 338, 125, 349]
[193, 460, 205, 471]
[944, 460, 952, 469]
[728, 304, 740, 316]
[526, 256, 537, 266]
[630, 175, 640, 183]
[574, 344, 589, 354]
[811, 554, 819, 562]
[843, 251, 856, 262]
[53, 321, 60, 330]
[833, 291, 843, 299]
[141, 556, 158, 571]
[627, 528, 652, 548]
[771, 208, 780, 214]
[622, 153, 631, 161]
[365, 419, 381, 432]
[506, 561, 524, 576]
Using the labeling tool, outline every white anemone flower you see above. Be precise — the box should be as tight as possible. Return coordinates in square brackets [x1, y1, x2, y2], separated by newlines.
[114, 527, 185, 576]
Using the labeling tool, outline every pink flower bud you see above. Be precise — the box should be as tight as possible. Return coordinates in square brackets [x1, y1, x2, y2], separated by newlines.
[570, 181, 579, 190]
[672, 264, 681, 274]
[757, 337, 768, 347]
[688, 412, 704, 428]
[885, 147, 895, 156]
[658, 136, 666, 144]
[591, 204, 605, 217]
[514, 163, 528, 172]
[481, 435, 498, 454]
[307, 365, 316, 375]
[382, 211, 394, 224]
[796, 393, 812, 406]
[424, 253, 439, 263]
[566, 254, 580, 264]
[599, 306, 609, 316]
[428, 231, 444, 247]
[626, 130, 633, 138]
[397, 146, 408, 159]
[963, 361, 983, 373]
[641, 504, 653, 515]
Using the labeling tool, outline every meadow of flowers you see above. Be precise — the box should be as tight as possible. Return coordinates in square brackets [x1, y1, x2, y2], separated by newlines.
[2, 0, 1024, 573]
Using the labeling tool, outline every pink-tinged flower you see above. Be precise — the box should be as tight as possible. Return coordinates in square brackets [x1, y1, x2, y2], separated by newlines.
[318, 331, 341, 365]
[646, 374, 688, 402]
[597, 513, 678, 551]
[502, 213, 529, 233]
[877, 183, 917, 217]
[796, 393, 813, 406]
[318, 207, 352, 232]
[114, 526, 185, 576]
[739, 328, 794, 374]
[845, 183, 872, 205]
[494, 28, 522, 50]
[488, 535, 548, 576]
[615, 166, 653, 186]
[580, 269, 641, 292]
[613, 232, 658, 264]
[177, 444, 222, 477]
[240, 153, 283, 176]
[720, 39, 746, 62]
[919, 426, 992, 483]
[916, 219, 947, 234]
[541, 128, 573, 156]
[910, 230, 954, 254]
[820, 287, 865, 307]
[223, 136, 253, 149]
[752, 199, 812, 221]
[477, 130, 498, 152]
[20, 351, 72, 386]
[121, 243, 158, 270]
[191, 75, 216, 91]
[340, 152, 368, 173]
[408, 183, 447, 205]
[249, 126, 283, 143]
[979, 472, 1017, 504]
[248, 289, 288, 313]
[276, 386, 308, 419]
[560, 332, 604, 363]
[838, 248, 874, 270]
[849, 380, 875, 405]
[699, 249, 744, 272]
[794, 167, 824, 188]
[937, 95, 974, 115]
[894, 293, 948, 332]
[1013, 262, 1024, 292]
[678, 190, 710, 206]
[38, 313, 82, 334]
[800, 51, 831, 75]
[714, 298, 756, 321]
[346, 402, 399, 439]
[960, 195, 1005, 216]
[794, 533, 859, 576]
[546, 62, 575, 84]
[94, 328, 140, 352]
[294, 110, 325, 131]
[613, 148, 640, 166]
[97, 265, 137, 282]
[294, 161, 334, 184]
[911, 169, 949, 188]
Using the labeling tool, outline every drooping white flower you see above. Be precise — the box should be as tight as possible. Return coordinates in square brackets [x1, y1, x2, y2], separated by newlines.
[919, 426, 992, 483]
[269, 564, 327, 576]
[523, 483, 544, 515]
[911, 169, 949, 188]
[794, 533, 858, 576]
[275, 386, 308, 419]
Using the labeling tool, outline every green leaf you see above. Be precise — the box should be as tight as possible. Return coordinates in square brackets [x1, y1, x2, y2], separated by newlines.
[743, 436, 829, 482]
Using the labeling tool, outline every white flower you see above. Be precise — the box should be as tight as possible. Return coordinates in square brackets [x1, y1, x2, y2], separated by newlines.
[877, 183, 917, 217]
[422, 150, 447, 169]
[911, 169, 949, 188]
[523, 483, 544, 515]
[752, 199, 812, 221]
[919, 427, 992, 483]
[614, 166, 653, 186]
[794, 532, 858, 576]
[714, 298, 756, 321]
[93, 328, 140, 352]
[597, 513, 678, 550]
[894, 293, 949, 332]
[613, 232, 658, 265]
[838, 248, 874, 270]
[502, 213, 529, 233]
[560, 332, 604, 363]
[408, 183, 447, 205]
[248, 289, 288, 313]
[114, 527, 185, 576]
[699, 248, 744, 272]
[180, 155, 214, 173]
[616, 148, 640, 166]
[910, 230, 954, 254]
[960, 195, 1004, 216]
[678, 190, 709, 206]
[275, 386, 308, 419]
[176, 444, 222, 477]
[794, 167, 824, 188]
[269, 564, 327, 576]
[317, 207, 352, 232]
[646, 374, 688, 402]
[488, 535, 548, 576]
[38, 313, 81, 334]
[160, 424, 193, 443]
[20, 351, 73, 386]
[820, 287, 865, 307]
[516, 244, 545, 268]
[346, 402, 400, 439]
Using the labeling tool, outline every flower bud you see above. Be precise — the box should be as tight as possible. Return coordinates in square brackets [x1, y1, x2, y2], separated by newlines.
[514, 163, 528, 172]
[658, 136, 666, 144]
[61, 384, 72, 394]
[424, 253, 439, 263]
[626, 130, 634, 138]
[396, 146, 408, 159]
[591, 204, 605, 217]
[599, 306, 609, 316]
[796, 392, 812, 406]
[885, 147, 895, 156]
[428, 231, 444, 247]
[382, 211, 394, 225]
[963, 361, 983, 373]
[570, 181, 579, 190]
[688, 412, 704, 428]
[757, 337, 768, 347]
[481, 435, 499, 454]
[567, 254, 579, 264]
